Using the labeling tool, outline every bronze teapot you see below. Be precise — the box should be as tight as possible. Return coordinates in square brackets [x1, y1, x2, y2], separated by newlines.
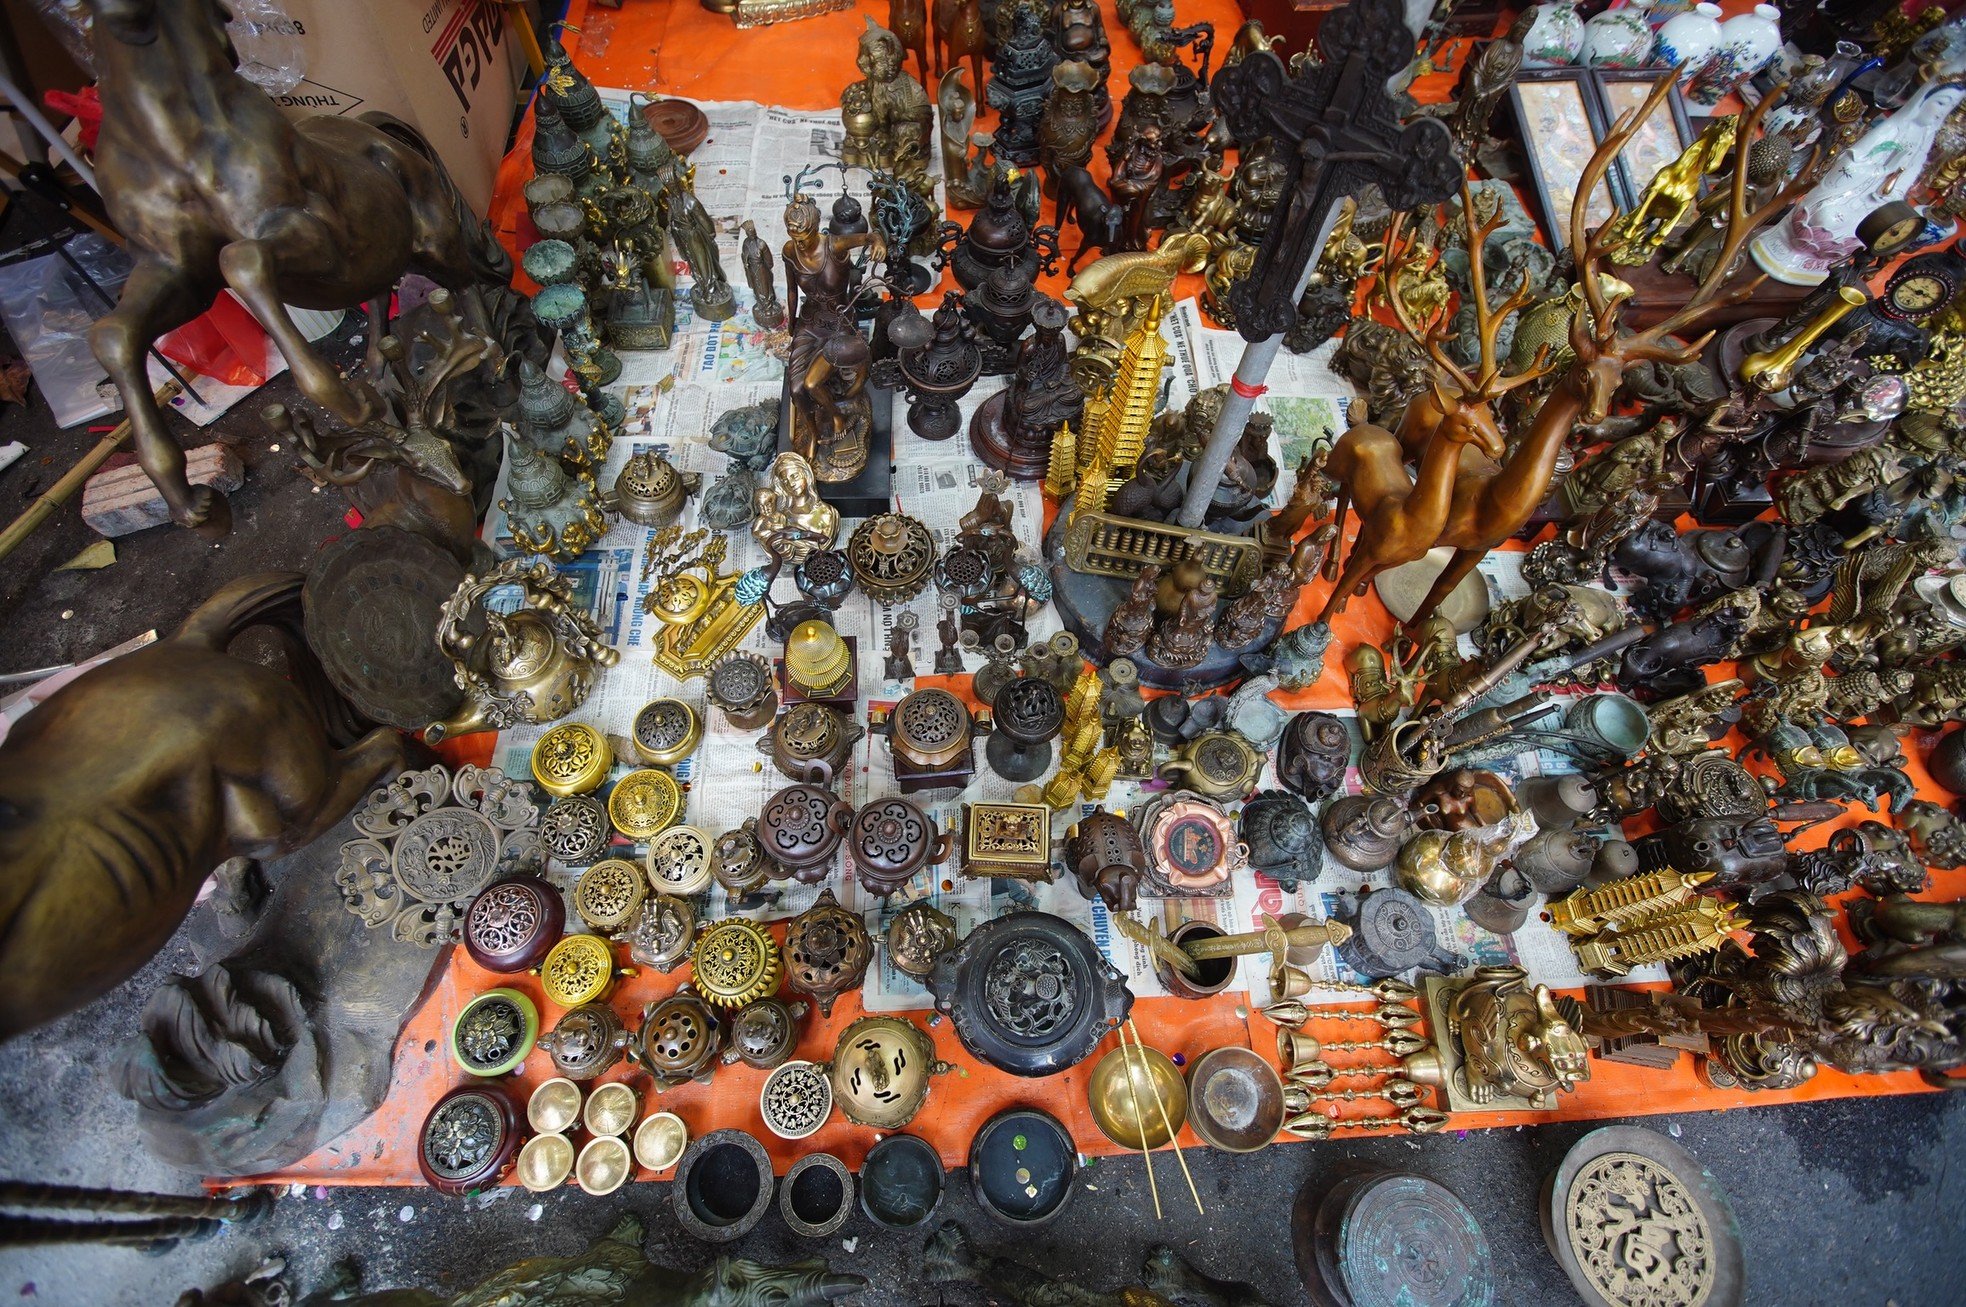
[425, 559, 620, 742]
[848, 797, 953, 897]
[758, 775, 856, 884]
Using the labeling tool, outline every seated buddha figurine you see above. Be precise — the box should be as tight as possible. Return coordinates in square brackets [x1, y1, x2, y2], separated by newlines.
[752, 452, 840, 565]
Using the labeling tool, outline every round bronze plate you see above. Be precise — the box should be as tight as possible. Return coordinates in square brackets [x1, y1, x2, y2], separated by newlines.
[303, 525, 465, 729]
[609, 769, 683, 840]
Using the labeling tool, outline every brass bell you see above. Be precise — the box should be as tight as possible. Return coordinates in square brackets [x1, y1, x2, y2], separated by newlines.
[1277, 1028, 1321, 1072]
[784, 619, 854, 700]
[1269, 962, 1314, 1001]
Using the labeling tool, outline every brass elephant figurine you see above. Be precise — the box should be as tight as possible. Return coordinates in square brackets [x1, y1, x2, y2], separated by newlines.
[0, 573, 405, 1041]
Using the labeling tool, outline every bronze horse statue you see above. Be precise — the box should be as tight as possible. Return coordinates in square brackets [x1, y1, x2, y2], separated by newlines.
[86, 0, 510, 534]
[0, 573, 407, 1041]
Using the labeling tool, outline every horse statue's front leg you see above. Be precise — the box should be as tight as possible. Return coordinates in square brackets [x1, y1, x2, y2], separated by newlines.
[218, 238, 388, 431]
[89, 258, 232, 535]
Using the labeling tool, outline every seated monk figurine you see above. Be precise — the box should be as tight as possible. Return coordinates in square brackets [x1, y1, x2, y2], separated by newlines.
[752, 452, 840, 564]
[840, 19, 933, 191]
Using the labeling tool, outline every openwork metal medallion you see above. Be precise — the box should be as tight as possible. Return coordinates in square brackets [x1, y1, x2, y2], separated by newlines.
[337, 765, 542, 946]
[541, 794, 610, 864]
[1565, 1151, 1716, 1307]
[541, 934, 617, 1007]
[1547, 1127, 1743, 1307]
[894, 688, 968, 760]
[608, 768, 683, 839]
[648, 824, 715, 895]
[574, 858, 648, 931]
[760, 1060, 833, 1140]
[453, 991, 535, 1075]
[693, 918, 785, 1009]
[984, 938, 1077, 1037]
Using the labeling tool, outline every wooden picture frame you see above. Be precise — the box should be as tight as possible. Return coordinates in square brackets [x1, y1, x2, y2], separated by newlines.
[1590, 70, 1696, 211]
[1508, 69, 1617, 253]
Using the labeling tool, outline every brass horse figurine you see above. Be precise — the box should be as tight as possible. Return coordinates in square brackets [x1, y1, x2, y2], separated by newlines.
[0, 573, 407, 1041]
[87, 0, 510, 534]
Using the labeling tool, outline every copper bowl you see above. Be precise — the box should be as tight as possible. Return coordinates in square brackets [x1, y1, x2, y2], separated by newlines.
[1185, 1046, 1284, 1153]
[1086, 1043, 1188, 1150]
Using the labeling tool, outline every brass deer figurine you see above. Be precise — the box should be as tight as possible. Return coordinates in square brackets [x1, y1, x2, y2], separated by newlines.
[1317, 194, 1551, 623]
[1403, 74, 1812, 629]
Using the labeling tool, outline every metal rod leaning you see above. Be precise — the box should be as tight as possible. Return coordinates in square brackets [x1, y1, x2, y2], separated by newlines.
[1126, 1019, 1203, 1218]
[1115, 1027, 1163, 1219]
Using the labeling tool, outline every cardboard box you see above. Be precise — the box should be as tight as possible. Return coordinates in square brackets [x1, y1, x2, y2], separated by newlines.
[255, 0, 525, 215]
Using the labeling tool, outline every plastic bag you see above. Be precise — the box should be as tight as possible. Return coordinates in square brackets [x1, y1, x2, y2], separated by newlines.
[223, 0, 308, 97]
[0, 232, 132, 427]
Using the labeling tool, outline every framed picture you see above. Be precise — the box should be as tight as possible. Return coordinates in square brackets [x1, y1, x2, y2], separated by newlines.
[1509, 69, 1618, 252]
[1591, 70, 1696, 211]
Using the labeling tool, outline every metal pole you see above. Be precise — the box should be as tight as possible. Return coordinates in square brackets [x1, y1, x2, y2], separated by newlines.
[0, 71, 97, 192]
[1174, 210, 1341, 528]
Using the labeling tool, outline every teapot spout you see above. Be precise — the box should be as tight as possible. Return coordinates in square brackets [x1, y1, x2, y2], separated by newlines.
[424, 701, 494, 744]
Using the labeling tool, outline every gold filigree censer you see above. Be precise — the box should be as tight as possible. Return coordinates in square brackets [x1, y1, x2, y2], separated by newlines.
[692, 918, 785, 1009]
[608, 769, 683, 840]
[530, 723, 613, 798]
[541, 934, 629, 1008]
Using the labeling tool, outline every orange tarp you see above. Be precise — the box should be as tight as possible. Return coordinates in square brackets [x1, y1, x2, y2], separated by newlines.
[249, 0, 1949, 1190]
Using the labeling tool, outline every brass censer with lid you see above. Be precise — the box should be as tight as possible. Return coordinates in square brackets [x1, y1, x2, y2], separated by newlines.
[691, 917, 786, 1010]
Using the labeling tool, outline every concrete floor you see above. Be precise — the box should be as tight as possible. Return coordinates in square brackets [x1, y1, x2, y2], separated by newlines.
[0, 277, 1964, 1307]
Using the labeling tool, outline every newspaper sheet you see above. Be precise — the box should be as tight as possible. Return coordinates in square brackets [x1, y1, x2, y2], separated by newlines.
[482, 97, 1647, 1009]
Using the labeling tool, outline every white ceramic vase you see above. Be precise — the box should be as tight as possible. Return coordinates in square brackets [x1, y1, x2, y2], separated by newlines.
[1684, 3, 1782, 107]
[1652, 1, 1722, 73]
[1584, 4, 1655, 68]
[1521, 2, 1585, 68]
[1751, 81, 1966, 284]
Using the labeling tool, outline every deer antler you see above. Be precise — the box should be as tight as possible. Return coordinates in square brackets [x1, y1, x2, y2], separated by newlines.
[1378, 212, 1479, 398]
[1455, 179, 1553, 402]
[1574, 73, 1814, 367]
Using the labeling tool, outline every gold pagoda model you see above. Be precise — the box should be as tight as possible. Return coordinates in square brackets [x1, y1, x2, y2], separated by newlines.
[1068, 296, 1167, 527]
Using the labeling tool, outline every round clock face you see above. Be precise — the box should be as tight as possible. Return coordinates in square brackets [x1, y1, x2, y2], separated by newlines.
[1872, 214, 1925, 254]
[1886, 271, 1953, 319]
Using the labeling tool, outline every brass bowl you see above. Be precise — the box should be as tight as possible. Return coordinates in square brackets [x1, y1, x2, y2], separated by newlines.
[634, 1110, 689, 1172]
[577, 1135, 634, 1196]
[1186, 1046, 1284, 1154]
[527, 1077, 583, 1135]
[584, 1081, 639, 1137]
[1086, 1042, 1188, 1149]
[518, 1132, 574, 1192]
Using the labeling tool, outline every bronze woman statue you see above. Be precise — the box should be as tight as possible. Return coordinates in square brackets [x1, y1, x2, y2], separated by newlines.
[782, 193, 883, 482]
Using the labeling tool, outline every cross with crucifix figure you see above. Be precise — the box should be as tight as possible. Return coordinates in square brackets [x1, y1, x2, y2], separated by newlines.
[1174, 0, 1463, 528]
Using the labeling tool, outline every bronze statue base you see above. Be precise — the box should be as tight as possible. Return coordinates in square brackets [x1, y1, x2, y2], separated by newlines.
[778, 373, 896, 519]
[1044, 508, 1271, 693]
[968, 389, 1054, 481]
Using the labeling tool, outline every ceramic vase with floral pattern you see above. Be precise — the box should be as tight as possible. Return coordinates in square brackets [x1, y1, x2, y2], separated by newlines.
[1521, 2, 1585, 68]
